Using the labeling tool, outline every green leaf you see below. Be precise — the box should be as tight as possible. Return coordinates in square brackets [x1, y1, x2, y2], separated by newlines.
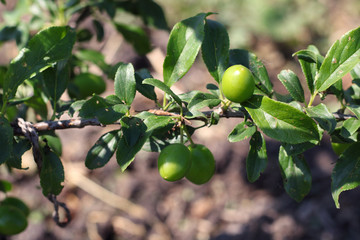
[40, 132, 62, 157]
[163, 13, 208, 87]
[228, 121, 257, 143]
[350, 63, 360, 79]
[0, 180, 12, 193]
[92, 19, 105, 42]
[243, 95, 320, 144]
[0, 116, 13, 164]
[347, 104, 360, 119]
[85, 130, 121, 169]
[340, 118, 360, 141]
[7, 139, 31, 169]
[246, 131, 267, 182]
[79, 95, 127, 125]
[137, 0, 168, 30]
[306, 103, 336, 133]
[114, 63, 136, 105]
[277, 70, 304, 103]
[116, 117, 150, 171]
[40, 149, 65, 196]
[3, 26, 76, 101]
[135, 69, 157, 101]
[143, 78, 182, 106]
[114, 23, 151, 55]
[188, 92, 221, 111]
[74, 49, 109, 73]
[201, 19, 229, 83]
[281, 141, 317, 156]
[316, 27, 360, 92]
[331, 142, 360, 208]
[279, 146, 312, 202]
[206, 83, 220, 97]
[229, 49, 273, 96]
[42, 59, 70, 104]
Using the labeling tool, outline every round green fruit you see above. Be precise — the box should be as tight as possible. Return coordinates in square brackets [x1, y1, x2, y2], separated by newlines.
[185, 144, 216, 185]
[0, 205, 27, 235]
[331, 142, 351, 156]
[158, 143, 191, 181]
[221, 64, 255, 103]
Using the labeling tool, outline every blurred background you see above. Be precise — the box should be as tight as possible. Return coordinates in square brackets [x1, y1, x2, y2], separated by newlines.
[1, 0, 360, 239]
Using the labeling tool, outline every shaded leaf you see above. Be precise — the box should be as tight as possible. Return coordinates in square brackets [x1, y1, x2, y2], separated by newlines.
[279, 146, 312, 202]
[229, 49, 273, 96]
[246, 131, 267, 182]
[331, 142, 360, 208]
[188, 92, 221, 111]
[40, 149, 64, 196]
[114, 23, 151, 55]
[201, 19, 229, 83]
[277, 70, 304, 103]
[306, 103, 336, 133]
[143, 78, 182, 106]
[228, 121, 257, 143]
[137, 0, 168, 30]
[135, 69, 157, 101]
[7, 139, 31, 169]
[0, 116, 13, 164]
[86, 130, 121, 169]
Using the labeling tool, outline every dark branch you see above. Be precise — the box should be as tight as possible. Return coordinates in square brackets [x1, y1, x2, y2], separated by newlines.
[10, 108, 354, 136]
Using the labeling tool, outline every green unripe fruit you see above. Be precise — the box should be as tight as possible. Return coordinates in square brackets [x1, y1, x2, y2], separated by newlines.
[186, 144, 216, 185]
[158, 144, 191, 181]
[221, 64, 255, 103]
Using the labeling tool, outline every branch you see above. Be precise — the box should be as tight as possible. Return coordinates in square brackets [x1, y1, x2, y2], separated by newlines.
[10, 108, 355, 135]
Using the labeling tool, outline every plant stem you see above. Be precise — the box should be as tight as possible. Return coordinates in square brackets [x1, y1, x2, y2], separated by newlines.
[308, 91, 317, 107]
[182, 125, 195, 146]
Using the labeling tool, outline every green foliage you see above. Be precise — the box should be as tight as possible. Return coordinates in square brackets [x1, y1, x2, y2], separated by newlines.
[1, 1, 360, 234]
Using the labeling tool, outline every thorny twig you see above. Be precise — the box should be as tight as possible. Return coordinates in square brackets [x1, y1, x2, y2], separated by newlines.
[16, 118, 72, 227]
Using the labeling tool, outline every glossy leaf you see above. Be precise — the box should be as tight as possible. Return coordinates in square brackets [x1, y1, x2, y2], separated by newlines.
[278, 70, 304, 103]
[40, 149, 65, 196]
[281, 141, 317, 156]
[0, 116, 13, 164]
[116, 118, 150, 171]
[3, 26, 76, 101]
[243, 95, 320, 144]
[316, 27, 360, 92]
[279, 146, 312, 202]
[86, 130, 121, 169]
[114, 63, 136, 105]
[306, 103, 336, 133]
[188, 92, 221, 111]
[201, 19, 229, 83]
[340, 118, 360, 141]
[79, 95, 127, 125]
[228, 121, 257, 143]
[331, 142, 360, 208]
[135, 69, 157, 101]
[246, 131, 267, 182]
[163, 13, 208, 87]
[347, 104, 360, 119]
[229, 49, 273, 96]
[114, 23, 151, 55]
[143, 78, 182, 106]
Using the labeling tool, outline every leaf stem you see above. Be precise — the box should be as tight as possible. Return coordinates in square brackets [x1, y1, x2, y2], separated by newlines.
[308, 91, 317, 107]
